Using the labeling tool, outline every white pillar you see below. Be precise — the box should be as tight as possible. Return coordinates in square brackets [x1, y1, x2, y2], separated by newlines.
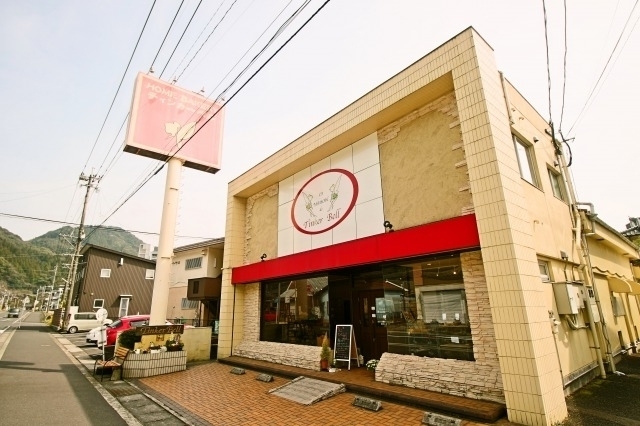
[150, 157, 182, 325]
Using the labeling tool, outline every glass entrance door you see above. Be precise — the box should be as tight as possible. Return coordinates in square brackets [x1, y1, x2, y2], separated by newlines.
[353, 289, 387, 362]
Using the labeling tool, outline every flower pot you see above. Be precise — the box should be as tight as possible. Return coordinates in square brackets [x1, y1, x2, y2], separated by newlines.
[320, 359, 329, 371]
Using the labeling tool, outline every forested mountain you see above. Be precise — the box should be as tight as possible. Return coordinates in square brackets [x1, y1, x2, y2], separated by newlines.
[30, 226, 143, 256]
[0, 226, 145, 291]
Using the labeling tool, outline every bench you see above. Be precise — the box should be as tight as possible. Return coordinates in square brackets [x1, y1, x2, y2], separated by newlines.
[94, 346, 129, 381]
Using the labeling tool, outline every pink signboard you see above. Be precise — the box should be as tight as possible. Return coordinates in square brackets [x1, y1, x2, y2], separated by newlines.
[124, 72, 225, 173]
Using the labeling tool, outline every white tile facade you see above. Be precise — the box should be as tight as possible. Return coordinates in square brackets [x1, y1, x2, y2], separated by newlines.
[277, 133, 385, 256]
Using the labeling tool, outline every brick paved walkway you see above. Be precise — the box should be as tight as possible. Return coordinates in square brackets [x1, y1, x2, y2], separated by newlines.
[218, 356, 506, 421]
[135, 360, 515, 426]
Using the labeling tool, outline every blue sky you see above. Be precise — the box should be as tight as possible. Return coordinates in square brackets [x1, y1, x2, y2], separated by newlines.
[0, 0, 638, 248]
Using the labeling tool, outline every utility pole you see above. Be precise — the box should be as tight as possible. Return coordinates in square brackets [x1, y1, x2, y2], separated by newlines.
[60, 173, 100, 328]
[41, 265, 57, 311]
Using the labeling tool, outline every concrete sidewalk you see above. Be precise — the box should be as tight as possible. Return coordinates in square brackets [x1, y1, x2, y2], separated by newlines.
[51, 332, 191, 426]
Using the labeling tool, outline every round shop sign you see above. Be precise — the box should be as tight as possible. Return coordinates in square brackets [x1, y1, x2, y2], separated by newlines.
[291, 169, 359, 235]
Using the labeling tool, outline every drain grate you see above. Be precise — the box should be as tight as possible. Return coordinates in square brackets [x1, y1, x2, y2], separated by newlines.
[102, 381, 142, 398]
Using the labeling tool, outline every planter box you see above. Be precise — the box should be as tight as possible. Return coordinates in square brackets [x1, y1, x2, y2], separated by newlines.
[123, 350, 187, 378]
[166, 345, 184, 352]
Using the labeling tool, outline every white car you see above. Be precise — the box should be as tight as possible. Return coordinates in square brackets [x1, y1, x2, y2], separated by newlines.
[86, 323, 111, 347]
[64, 312, 112, 334]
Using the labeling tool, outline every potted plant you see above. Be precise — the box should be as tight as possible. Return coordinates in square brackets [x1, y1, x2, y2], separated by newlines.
[117, 328, 140, 350]
[320, 333, 331, 371]
[149, 342, 161, 353]
[366, 359, 379, 372]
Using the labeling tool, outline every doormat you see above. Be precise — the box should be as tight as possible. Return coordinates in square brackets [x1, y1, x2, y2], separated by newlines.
[269, 376, 345, 405]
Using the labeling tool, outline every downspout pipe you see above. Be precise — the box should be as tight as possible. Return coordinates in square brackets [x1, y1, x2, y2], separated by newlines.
[499, 72, 515, 125]
[553, 136, 608, 378]
[577, 224, 609, 378]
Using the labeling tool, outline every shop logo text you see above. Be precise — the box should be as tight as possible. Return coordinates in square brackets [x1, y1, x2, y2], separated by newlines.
[291, 169, 359, 235]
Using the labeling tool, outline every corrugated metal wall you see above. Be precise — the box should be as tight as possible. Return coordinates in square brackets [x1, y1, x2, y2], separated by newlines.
[76, 247, 155, 320]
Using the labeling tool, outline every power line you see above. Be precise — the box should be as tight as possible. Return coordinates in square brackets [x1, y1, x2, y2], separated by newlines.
[87, 0, 331, 240]
[169, 0, 316, 163]
[149, 1, 185, 74]
[0, 184, 77, 203]
[80, 0, 158, 174]
[197, 0, 296, 103]
[159, 0, 204, 79]
[161, 0, 301, 147]
[97, 0, 223, 202]
[96, 1, 294, 211]
[567, 0, 639, 135]
[558, 0, 568, 133]
[169, 0, 229, 80]
[0, 212, 214, 240]
[541, 0, 553, 125]
[176, 0, 241, 82]
[96, 113, 129, 176]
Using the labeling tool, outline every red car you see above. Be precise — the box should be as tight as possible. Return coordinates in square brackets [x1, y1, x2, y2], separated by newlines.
[104, 314, 150, 347]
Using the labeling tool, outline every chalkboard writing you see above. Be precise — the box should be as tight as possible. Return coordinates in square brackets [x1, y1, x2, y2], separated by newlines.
[334, 325, 352, 361]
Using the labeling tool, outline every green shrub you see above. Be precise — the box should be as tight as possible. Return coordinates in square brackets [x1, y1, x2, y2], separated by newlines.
[117, 329, 140, 349]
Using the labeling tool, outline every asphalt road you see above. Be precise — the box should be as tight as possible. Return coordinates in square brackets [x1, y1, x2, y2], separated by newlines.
[0, 311, 129, 426]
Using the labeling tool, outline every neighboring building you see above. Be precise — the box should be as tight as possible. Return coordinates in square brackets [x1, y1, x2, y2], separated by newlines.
[217, 27, 640, 426]
[138, 243, 158, 260]
[168, 238, 224, 359]
[45, 287, 63, 310]
[622, 217, 640, 238]
[73, 244, 156, 319]
[167, 238, 224, 327]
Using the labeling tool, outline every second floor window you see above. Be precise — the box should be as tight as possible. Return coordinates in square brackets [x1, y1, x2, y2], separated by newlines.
[185, 257, 203, 270]
[181, 298, 199, 309]
[548, 168, 566, 201]
[513, 134, 538, 187]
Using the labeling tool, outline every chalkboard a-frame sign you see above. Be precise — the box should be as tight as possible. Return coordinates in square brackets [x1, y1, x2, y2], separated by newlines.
[333, 324, 360, 370]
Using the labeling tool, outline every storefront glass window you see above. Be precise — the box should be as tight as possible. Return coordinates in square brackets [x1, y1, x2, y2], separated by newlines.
[261, 277, 330, 346]
[259, 254, 473, 361]
[384, 254, 474, 361]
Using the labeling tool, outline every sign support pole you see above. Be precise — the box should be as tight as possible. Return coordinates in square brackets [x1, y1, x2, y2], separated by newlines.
[149, 157, 182, 325]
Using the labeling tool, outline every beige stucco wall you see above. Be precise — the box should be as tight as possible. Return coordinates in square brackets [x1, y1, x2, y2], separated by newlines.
[182, 326, 212, 362]
[592, 274, 627, 352]
[505, 80, 604, 391]
[379, 92, 472, 228]
[588, 233, 640, 355]
[244, 185, 279, 264]
[167, 246, 223, 321]
[506, 82, 575, 262]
